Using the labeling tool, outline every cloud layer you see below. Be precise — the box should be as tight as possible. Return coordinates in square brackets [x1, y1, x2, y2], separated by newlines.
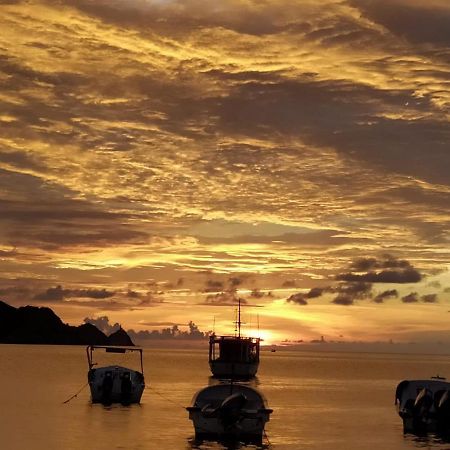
[0, 0, 449, 343]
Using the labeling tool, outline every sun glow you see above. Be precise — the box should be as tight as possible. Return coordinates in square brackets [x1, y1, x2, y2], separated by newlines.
[244, 328, 276, 346]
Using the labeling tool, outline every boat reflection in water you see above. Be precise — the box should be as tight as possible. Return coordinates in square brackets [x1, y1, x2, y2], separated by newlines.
[187, 380, 272, 445]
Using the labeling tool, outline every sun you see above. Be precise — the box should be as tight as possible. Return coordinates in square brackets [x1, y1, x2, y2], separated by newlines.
[243, 328, 276, 346]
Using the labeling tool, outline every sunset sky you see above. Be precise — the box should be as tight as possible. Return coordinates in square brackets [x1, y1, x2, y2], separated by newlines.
[0, 0, 449, 346]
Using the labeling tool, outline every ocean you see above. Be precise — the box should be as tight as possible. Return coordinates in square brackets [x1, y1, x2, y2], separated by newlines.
[2, 344, 450, 450]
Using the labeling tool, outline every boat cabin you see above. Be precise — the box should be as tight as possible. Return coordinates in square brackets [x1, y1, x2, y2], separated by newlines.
[209, 335, 260, 365]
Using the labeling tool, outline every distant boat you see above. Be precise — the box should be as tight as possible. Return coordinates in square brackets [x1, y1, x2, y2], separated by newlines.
[395, 376, 450, 433]
[186, 382, 272, 444]
[86, 345, 145, 405]
[208, 299, 261, 380]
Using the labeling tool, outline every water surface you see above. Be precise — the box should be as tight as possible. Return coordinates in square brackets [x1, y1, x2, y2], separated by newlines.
[2, 345, 450, 450]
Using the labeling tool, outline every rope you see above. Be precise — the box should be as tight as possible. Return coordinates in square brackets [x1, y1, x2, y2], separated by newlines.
[62, 382, 89, 404]
[263, 428, 271, 446]
[146, 386, 186, 409]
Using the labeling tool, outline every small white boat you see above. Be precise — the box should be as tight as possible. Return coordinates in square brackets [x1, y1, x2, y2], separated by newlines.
[395, 377, 450, 433]
[209, 299, 261, 380]
[86, 345, 145, 405]
[186, 383, 272, 443]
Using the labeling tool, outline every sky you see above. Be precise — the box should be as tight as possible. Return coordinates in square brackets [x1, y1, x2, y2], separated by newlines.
[0, 0, 449, 347]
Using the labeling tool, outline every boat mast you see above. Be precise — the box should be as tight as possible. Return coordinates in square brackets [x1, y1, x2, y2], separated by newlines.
[257, 313, 260, 338]
[237, 298, 241, 338]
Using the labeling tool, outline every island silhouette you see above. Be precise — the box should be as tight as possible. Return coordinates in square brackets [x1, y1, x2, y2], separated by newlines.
[0, 300, 134, 346]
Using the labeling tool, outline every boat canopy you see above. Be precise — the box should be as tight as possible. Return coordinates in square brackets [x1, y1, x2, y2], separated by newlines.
[86, 345, 144, 373]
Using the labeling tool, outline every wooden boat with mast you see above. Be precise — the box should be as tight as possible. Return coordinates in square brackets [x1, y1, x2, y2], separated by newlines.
[208, 299, 261, 380]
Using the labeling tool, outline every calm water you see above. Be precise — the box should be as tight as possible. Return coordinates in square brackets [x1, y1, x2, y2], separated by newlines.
[2, 345, 450, 450]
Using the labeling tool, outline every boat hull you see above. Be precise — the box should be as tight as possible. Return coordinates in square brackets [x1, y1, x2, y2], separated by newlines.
[88, 365, 145, 404]
[396, 378, 450, 434]
[209, 361, 259, 380]
[188, 412, 269, 444]
[187, 383, 272, 443]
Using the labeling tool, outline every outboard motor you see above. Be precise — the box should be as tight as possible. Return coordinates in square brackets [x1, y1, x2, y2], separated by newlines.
[87, 368, 96, 383]
[101, 371, 114, 405]
[396, 380, 409, 407]
[396, 381, 414, 420]
[218, 393, 247, 430]
[436, 390, 450, 434]
[412, 388, 433, 432]
[121, 372, 132, 405]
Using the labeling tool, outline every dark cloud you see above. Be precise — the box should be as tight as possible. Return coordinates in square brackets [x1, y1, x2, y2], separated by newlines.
[126, 290, 140, 299]
[274, 281, 374, 306]
[249, 288, 264, 299]
[287, 293, 308, 305]
[337, 268, 422, 284]
[307, 287, 326, 298]
[0, 175, 150, 250]
[204, 291, 245, 306]
[373, 289, 398, 303]
[350, 255, 412, 271]
[402, 292, 419, 303]
[71, 288, 115, 299]
[215, 78, 450, 185]
[421, 293, 438, 303]
[332, 282, 373, 305]
[353, 0, 450, 46]
[203, 280, 224, 293]
[287, 254, 436, 307]
[33, 285, 115, 302]
[228, 277, 244, 288]
[337, 255, 422, 284]
[33, 285, 65, 302]
[332, 294, 355, 306]
[65, 0, 318, 37]
[0, 285, 32, 299]
[287, 287, 327, 305]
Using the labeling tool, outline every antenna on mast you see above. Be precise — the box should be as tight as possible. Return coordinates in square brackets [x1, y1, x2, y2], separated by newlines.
[257, 313, 260, 338]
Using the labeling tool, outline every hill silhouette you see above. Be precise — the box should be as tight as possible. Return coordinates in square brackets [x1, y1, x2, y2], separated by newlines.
[0, 300, 134, 345]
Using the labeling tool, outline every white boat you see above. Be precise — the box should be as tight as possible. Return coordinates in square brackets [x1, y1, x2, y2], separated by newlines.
[86, 345, 145, 405]
[209, 299, 261, 380]
[186, 383, 272, 443]
[395, 376, 450, 433]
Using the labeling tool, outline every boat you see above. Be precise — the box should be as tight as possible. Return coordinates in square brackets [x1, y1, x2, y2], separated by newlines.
[395, 376, 450, 434]
[186, 382, 272, 443]
[209, 299, 261, 380]
[86, 345, 145, 405]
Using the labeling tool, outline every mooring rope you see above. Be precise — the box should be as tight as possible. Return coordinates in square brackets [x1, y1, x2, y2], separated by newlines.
[62, 382, 89, 404]
[263, 428, 271, 446]
[146, 385, 186, 409]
